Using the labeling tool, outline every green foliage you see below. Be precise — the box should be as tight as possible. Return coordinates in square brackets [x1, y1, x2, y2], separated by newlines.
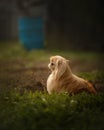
[78, 71, 104, 82]
[0, 91, 104, 130]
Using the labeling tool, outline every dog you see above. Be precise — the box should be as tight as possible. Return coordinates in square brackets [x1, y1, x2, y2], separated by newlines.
[47, 55, 97, 95]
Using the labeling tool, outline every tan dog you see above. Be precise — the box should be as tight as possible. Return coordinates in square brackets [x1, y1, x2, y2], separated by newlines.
[47, 55, 97, 95]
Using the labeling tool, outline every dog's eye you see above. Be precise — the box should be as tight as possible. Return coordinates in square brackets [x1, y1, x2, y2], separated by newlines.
[51, 63, 54, 66]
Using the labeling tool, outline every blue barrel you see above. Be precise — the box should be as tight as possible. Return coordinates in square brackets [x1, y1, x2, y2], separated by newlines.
[18, 17, 44, 50]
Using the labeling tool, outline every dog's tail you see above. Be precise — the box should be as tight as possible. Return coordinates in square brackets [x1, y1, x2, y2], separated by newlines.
[85, 81, 97, 94]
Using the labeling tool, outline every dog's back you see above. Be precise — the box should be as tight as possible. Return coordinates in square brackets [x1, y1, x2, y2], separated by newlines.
[57, 74, 97, 95]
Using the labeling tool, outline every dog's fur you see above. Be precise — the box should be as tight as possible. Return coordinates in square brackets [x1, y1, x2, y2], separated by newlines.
[47, 55, 97, 95]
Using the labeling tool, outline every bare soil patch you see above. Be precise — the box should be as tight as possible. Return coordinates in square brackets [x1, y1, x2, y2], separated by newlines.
[0, 59, 104, 93]
[0, 60, 49, 93]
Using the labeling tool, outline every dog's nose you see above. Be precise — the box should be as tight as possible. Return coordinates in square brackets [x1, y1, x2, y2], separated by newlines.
[51, 63, 54, 66]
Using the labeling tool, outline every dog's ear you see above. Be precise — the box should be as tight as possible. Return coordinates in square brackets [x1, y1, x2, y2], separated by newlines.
[55, 59, 67, 79]
[66, 58, 71, 65]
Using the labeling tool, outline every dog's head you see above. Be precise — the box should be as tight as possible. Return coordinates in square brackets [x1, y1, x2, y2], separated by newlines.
[48, 55, 70, 79]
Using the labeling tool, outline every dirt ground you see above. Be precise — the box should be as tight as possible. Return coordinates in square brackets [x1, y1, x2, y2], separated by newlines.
[0, 59, 104, 93]
[0, 60, 48, 93]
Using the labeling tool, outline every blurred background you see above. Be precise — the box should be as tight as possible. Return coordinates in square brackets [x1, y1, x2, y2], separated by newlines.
[0, 0, 104, 93]
[0, 0, 103, 51]
[0, 1, 104, 129]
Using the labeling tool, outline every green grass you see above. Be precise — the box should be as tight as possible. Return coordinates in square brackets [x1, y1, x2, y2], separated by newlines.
[0, 42, 103, 61]
[0, 42, 104, 130]
[0, 91, 104, 130]
[78, 71, 104, 82]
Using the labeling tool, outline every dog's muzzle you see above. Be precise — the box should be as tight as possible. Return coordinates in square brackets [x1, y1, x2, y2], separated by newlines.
[48, 64, 50, 69]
